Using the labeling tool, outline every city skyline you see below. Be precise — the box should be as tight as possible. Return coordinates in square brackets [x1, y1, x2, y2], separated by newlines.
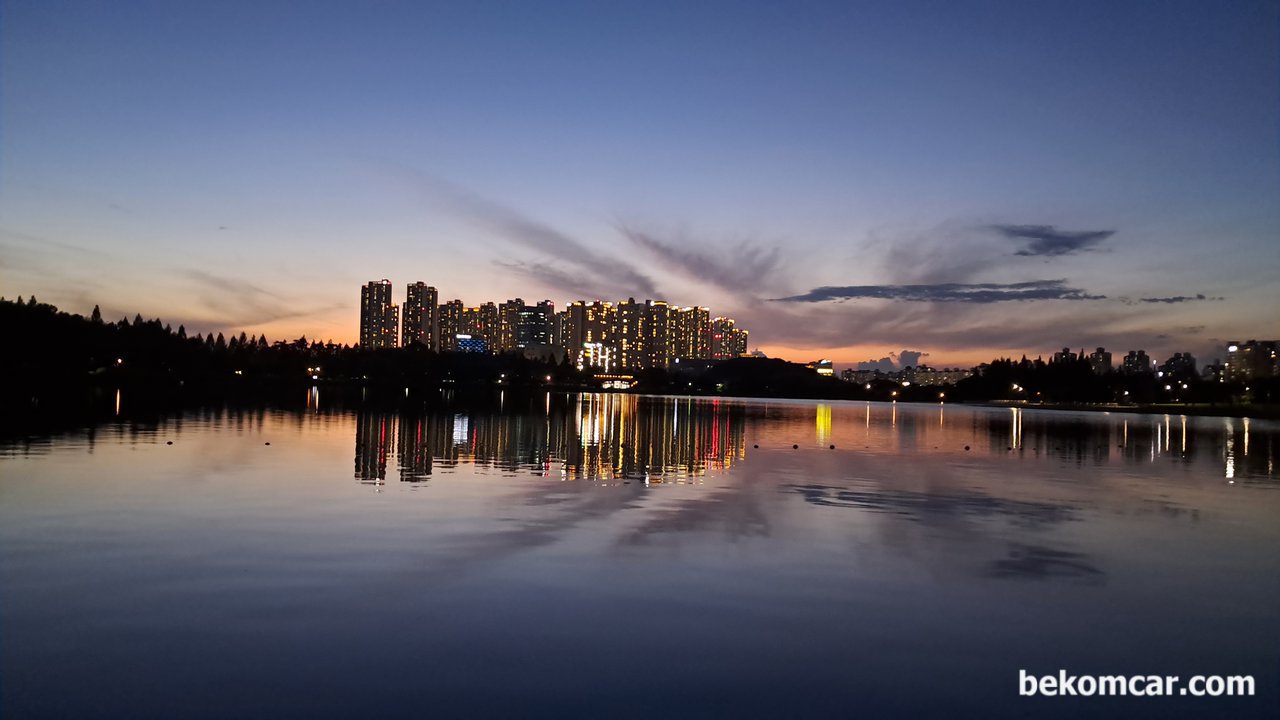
[2, 2, 1276, 369]
[357, 279, 750, 370]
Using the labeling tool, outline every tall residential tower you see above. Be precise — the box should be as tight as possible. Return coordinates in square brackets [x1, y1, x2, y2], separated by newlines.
[360, 280, 399, 349]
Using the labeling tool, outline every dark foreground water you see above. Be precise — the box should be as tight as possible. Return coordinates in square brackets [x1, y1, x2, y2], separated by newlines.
[2, 393, 1278, 719]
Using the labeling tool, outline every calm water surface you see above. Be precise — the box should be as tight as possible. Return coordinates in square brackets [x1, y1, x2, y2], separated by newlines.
[2, 394, 1278, 718]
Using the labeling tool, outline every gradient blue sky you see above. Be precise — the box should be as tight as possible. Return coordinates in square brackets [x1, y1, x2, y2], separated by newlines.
[3, 0, 1277, 367]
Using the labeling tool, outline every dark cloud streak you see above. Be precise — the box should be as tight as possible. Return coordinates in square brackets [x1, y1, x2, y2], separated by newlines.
[385, 165, 657, 297]
[773, 279, 1106, 303]
[991, 224, 1115, 257]
[618, 224, 783, 295]
[1139, 294, 1221, 304]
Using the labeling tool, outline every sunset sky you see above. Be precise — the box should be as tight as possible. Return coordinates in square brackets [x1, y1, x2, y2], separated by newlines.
[3, 1, 1277, 369]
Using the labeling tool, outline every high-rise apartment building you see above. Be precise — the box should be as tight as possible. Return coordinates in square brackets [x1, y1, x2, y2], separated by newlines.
[402, 282, 439, 350]
[1052, 347, 1078, 364]
[644, 300, 671, 368]
[359, 280, 399, 349]
[671, 306, 711, 360]
[711, 317, 748, 359]
[439, 299, 465, 351]
[356, 283, 749, 369]
[1121, 350, 1151, 374]
[564, 301, 615, 366]
[518, 300, 555, 348]
[1159, 352, 1197, 379]
[1087, 347, 1112, 374]
[1224, 340, 1278, 382]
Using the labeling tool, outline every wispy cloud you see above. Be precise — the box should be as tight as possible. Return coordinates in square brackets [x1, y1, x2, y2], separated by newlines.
[493, 260, 621, 301]
[178, 268, 342, 330]
[772, 279, 1106, 303]
[385, 166, 657, 297]
[617, 224, 783, 295]
[991, 224, 1115, 257]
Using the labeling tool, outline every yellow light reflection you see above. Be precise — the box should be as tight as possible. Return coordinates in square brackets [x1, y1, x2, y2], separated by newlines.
[816, 404, 832, 445]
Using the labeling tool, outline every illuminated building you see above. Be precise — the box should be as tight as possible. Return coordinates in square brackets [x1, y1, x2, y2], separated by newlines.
[644, 300, 671, 368]
[579, 341, 615, 371]
[1051, 347, 1079, 364]
[1087, 347, 1112, 374]
[402, 282, 438, 350]
[671, 306, 711, 360]
[1225, 340, 1279, 382]
[455, 334, 488, 353]
[1121, 349, 1151, 374]
[499, 298, 555, 351]
[359, 280, 398, 349]
[615, 298, 645, 369]
[711, 317, 748, 359]
[1158, 352, 1197, 380]
[438, 299, 465, 351]
[807, 359, 835, 376]
[904, 366, 973, 386]
[564, 301, 615, 366]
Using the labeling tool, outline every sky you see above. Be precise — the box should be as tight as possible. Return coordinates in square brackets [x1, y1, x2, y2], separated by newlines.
[2, 0, 1277, 369]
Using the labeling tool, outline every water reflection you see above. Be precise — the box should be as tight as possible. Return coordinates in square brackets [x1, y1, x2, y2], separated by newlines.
[353, 394, 749, 485]
[3, 395, 1279, 720]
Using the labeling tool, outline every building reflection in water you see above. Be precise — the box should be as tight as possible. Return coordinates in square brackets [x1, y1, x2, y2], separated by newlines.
[353, 394, 748, 485]
[354, 412, 394, 485]
[351, 395, 1277, 486]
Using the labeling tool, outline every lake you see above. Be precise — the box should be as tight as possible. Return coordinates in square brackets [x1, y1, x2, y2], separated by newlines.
[2, 392, 1277, 718]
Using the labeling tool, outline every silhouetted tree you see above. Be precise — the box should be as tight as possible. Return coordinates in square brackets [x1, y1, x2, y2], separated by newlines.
[91, 305, 103, 323]
[215, 332, 227, 351]
[177, 325, 186, 339]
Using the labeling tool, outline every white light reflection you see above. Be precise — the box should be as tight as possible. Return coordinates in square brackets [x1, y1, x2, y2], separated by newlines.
[1224, 418, 1235, 479]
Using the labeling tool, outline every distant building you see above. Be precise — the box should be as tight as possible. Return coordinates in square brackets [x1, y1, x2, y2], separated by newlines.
[671, 306, 712, 361]
[359, 280, 398, 349]
[438, 299, 465, 351]
[518, 300, 555, 348]
[711, 317, 748, 359]
[807, 359, 835, 376]
[1052, 347, 1078, 364]
[1225, 340, 1279, 382]
[1121, 350, 1151, 374]
[579, 341, 615, 372]
[402, 282, 438, 350]
[1158, 352, 1197, 380]
[1087, 347, 1112, 374]
[564, 301, 615, 367]
[902, 365, 974, 386]
[454, 334, 487, 353]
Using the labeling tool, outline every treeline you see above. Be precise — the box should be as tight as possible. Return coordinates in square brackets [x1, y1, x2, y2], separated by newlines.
[2, 297, 1272, 410]
[947, 355, 1271, 406]
[0, 296, 583, 392]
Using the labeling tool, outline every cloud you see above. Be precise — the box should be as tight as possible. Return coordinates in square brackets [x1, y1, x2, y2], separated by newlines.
[991, 224, 1115, 257]
[384, 165, 657, 297]
[493, 260, 621, 301]
[1138, 294, 1222, 304]
[856, 350, 929, 371]
[772, 279, 1106, 303]
[617, 224, 783, 295]
[177, 268, 343, 330]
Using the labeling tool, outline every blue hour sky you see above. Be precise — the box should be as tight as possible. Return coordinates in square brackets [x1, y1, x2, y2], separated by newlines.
[2, 0, 1276, 367]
